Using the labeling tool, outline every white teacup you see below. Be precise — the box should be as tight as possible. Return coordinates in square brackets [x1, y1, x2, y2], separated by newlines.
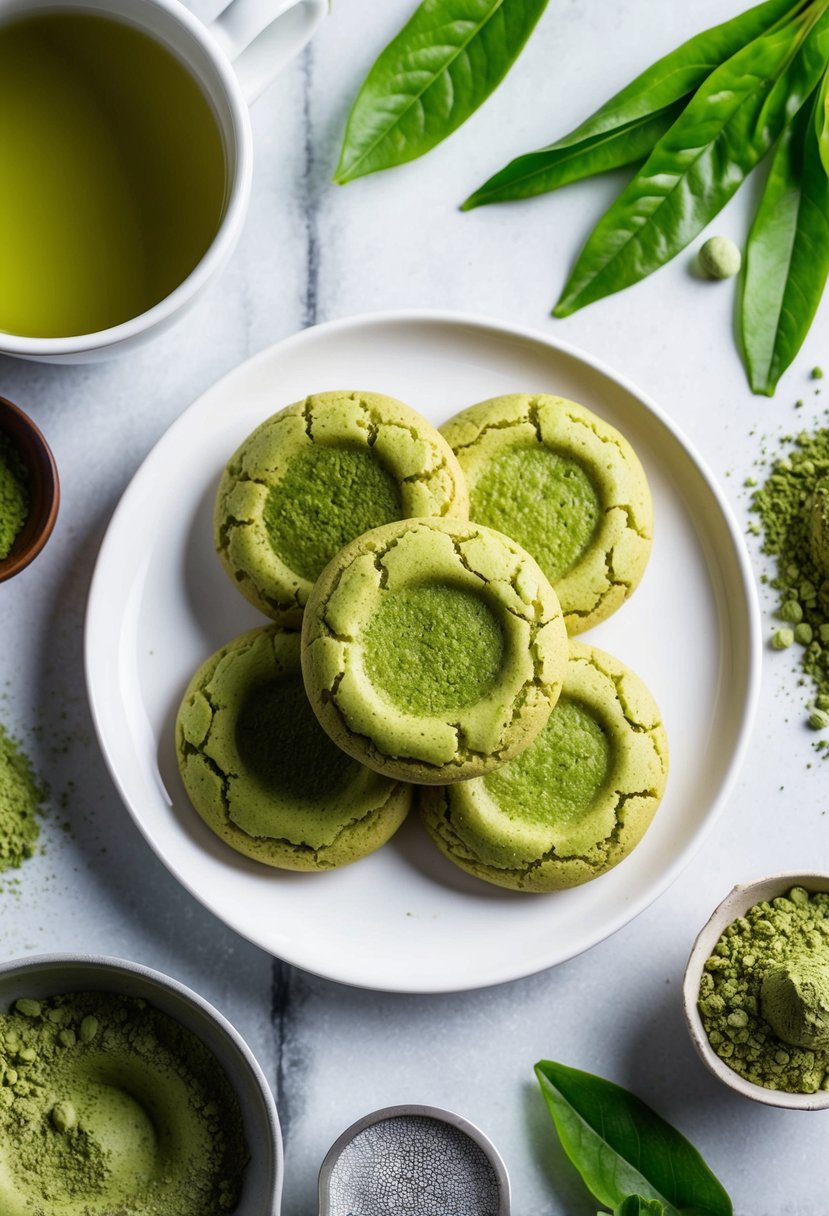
[1, 0, 326, 364]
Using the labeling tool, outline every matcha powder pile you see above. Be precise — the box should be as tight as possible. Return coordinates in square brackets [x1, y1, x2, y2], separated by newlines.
[750, 424, 829, 732]
[0, 990, 249, 1214]
[699, 887, 829, 1093]
[0, 723, 45, 872]
[0, 430, 30, 560]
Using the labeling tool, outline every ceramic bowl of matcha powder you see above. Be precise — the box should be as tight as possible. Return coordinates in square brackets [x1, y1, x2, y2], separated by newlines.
[0, 954, 283, 1215]
[683, 873, 829, 1109]
[0, 395, 59, 582]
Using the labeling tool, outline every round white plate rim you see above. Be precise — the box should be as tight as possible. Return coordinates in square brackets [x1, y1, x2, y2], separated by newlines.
[85, 308, 762, 993]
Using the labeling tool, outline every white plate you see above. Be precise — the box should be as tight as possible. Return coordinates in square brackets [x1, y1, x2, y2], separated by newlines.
[85, 311, 761, 993]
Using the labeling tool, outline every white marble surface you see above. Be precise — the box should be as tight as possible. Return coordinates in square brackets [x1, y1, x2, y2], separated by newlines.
[1, 0, 828, 1212]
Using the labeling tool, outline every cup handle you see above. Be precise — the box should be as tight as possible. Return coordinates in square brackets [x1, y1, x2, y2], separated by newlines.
[210, 0, 327, 105]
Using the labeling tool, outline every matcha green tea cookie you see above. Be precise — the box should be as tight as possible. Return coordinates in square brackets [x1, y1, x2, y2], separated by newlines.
[176, 625, 410, 869]
[301, 518, 569, 784]
[215, 390, 469, 623]
[440, 393, 653, 634]
[419, 641, 668, 890]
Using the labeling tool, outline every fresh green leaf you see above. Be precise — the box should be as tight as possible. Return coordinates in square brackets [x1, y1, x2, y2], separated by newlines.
[335, 0, 549, 184]
[817, 56, 829, 173]
[535, 1061, 732, 1216]
[462, 105, 684, 209]
[741, 77, 829, 394]
[613, 1199, 668, 1216]
[462, 0, 805, 209]
[613, 1198, 669, 1216]
[553, 4, 829, 317]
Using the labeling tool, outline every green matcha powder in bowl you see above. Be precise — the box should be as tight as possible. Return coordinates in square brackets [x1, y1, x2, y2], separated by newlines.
[0, 955, 283, 1215]
[683, 873, 829, 1109]
[0, 395, 59, 581]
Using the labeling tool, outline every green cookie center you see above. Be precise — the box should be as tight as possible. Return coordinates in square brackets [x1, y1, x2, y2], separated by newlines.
[484, 697, 610, 826]
[471, 446, 601, 582]
[362, 583, 505, 716]
[235, 675, 359, 802]
[263, 445, 402, 581]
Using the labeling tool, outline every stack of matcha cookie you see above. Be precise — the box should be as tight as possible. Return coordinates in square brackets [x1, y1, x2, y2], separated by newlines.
[176, 389, 668, 891]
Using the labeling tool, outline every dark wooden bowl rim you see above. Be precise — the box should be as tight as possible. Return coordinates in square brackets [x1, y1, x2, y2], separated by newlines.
[0, 395, 59, 582]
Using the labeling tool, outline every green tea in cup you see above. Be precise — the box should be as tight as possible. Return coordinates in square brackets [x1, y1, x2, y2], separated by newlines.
[0, 11, 227, 339]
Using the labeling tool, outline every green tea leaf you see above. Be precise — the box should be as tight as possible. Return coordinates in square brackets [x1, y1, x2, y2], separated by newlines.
[462, 0, 804, 209]
[817, 56, 829, 173]
[741, 77, 829, 394]
[536, 1061, 732, 1216]
[462, 106, 683, 209]
[335, 0, 549, 184]
[553, 5, 829, 317]
[613, 1198, 669, 1216]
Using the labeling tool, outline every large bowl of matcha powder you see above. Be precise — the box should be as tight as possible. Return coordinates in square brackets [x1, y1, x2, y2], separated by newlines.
[0, 954, 282, 1215]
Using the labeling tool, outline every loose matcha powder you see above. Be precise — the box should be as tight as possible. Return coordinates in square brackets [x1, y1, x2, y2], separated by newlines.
[0, 991, 249, 1215]
[750, 426, 829, 730]
[0, 430, 30, 559]
[699, 887, 829, 1093]
[0, 723, 45, 871]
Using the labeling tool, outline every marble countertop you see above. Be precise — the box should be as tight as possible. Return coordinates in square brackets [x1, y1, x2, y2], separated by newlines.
[2, 0, 828, 1211]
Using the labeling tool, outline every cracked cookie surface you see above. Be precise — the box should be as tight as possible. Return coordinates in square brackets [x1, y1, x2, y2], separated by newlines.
[176, 625, 410, 869]
[300, 519, 569, 784]
[418, 641, 668, 890]
[214, 390, 469, 624]
[440, 393, 653, 634]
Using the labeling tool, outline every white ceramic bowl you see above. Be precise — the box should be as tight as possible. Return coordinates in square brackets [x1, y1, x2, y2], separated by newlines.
[0, 954, 283, 1211]
[683, 872, 829, 1110]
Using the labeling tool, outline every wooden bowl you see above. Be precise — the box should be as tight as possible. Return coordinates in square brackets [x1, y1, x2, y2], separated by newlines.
[0, 395, 59, 581]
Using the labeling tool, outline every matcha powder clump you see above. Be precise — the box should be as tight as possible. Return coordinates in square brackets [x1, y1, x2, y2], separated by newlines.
[699, 886, 829, 1093]
[751, 426, 829, 728]
[0, 723, 45, 871]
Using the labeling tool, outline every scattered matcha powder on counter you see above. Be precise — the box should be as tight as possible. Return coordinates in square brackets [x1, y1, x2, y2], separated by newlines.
[0, 990, 249, 1215]
[0, 723, 45, 871]
[699, 887, 829, 1093]
[751, 426, 829, 730]
[0, 430, 30, 559]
